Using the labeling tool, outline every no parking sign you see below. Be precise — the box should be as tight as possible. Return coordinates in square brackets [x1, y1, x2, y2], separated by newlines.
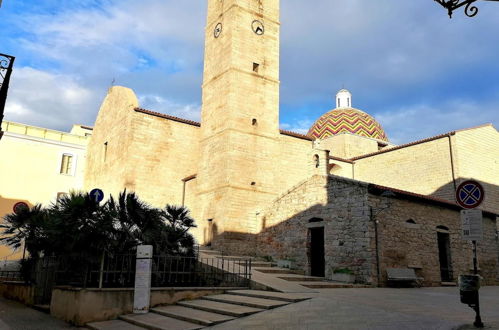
[455, 180, 484, 209]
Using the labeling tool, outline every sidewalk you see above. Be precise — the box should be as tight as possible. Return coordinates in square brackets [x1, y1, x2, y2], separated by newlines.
[0, 296, 75, 329]
[207, 287, 499, 330]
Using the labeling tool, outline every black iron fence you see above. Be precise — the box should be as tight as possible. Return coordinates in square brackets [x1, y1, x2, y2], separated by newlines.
[31, 254, 251, 289]
[15, 253, 251, 304]
[0, 270, 22, 281]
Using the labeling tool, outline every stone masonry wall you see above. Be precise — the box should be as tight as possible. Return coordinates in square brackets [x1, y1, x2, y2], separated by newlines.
[257, 175, 375, 284]
[371, 195, 499, 286]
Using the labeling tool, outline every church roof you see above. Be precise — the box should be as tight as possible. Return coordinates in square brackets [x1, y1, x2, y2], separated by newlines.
[350, 123, 494, 161]
[308, 107, 388, 142]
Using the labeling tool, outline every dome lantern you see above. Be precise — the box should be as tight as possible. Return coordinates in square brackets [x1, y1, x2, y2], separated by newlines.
[336, 89, 352, 109]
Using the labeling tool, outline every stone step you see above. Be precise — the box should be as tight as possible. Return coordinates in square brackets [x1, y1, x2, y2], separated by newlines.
[178, 299, 263, 317]
[32, 304, 50, 314]
[298, 282, 371, 289]
[238, 261, 274, 267]
[227, 290, 313, 303]
[151, 305, 234, 326]
[198, 249, 220, 256]
[278, 274, 325, 282]
[87, 319, 147, 330]
[119, 313, 203, 330]
[202, 294, 289, 309]
[214, 255, 253, 261]
[441, 281, 457, 287]
[253, 267, 296, 274]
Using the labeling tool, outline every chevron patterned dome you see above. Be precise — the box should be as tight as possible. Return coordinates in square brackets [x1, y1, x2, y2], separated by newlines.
[308, 89, 388, 142]
[308, 108, 388, 141]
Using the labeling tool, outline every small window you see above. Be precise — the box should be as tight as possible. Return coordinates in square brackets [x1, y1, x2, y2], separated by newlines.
[252, 118, 258, 126]
[309, 218, 323, 223]
[406, 219, 416, 224]
[337, 98, 341, 107]
[313, 154, 320, 168]
[348, 98, 350, 107]
[60, 154, 73, 175]
[253, 62, 260, 73]
[104, 142, 108, 162]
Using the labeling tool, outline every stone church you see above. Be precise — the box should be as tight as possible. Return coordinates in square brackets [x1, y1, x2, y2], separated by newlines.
[84, 0, 499, 286]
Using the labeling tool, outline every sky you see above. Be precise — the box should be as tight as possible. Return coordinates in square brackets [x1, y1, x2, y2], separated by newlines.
[1, 0, 499, 144]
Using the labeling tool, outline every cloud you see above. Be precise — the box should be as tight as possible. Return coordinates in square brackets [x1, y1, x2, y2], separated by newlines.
[1, 0, 498, 144]
[377, 99, 499, 144]
[138, 95, 201, 122]
[5, 67, 98, 130]
[280, 119, 315, 135]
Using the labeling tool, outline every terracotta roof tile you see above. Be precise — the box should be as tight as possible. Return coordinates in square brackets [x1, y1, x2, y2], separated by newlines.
[279, 129, 314, 141]
[135, 108, 201, 127]
[368, 183, 497, 217]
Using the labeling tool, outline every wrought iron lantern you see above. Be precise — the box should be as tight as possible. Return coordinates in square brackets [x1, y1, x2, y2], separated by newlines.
[434, 0, 499, 18]
[0, 53, 15, 140]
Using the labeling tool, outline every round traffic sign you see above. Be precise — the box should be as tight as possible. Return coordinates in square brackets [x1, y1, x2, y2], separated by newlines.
[456, 180, 484, 209]
[90, 188, 104, 203]
[13, 202, 29, 214]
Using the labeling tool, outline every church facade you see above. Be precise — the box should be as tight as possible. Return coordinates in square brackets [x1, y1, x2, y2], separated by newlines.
[83, 0, 499, 286]
[0, 0, 493, 285]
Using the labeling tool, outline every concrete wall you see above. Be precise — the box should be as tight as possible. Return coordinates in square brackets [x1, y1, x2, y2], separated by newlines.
[0, 282, 35, 305]
[0, 121, 88, 260]
[50, 287, 239, 326]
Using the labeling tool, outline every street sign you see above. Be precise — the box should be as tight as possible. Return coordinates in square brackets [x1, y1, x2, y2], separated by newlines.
[455, 180, 484, 209]
[13, 202, 29, 214]
[461, 209, 483, 241]
[90, 188, 104, 202]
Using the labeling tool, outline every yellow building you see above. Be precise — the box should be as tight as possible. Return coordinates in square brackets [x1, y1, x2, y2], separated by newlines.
[0, 121, 91, 260]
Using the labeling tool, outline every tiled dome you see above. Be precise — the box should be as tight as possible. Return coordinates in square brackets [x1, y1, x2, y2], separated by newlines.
[308, 107, 388, 141]
[308, 89, 388, 142]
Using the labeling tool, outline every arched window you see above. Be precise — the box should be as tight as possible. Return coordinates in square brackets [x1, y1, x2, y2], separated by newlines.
[406, 219, 416, 224]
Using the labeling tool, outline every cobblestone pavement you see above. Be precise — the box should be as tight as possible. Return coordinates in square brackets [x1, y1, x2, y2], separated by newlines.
[208, 286, 499, 330]
[0, 297, 76, 329]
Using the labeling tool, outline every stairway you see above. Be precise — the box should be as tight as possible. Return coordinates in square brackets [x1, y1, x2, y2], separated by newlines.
[86, 290, 312, 330]
[199, 248, 370, 290]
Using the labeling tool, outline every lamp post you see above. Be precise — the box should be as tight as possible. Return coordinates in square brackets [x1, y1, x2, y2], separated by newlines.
[0, 53, 15, 140]
[434, 0, 499, 18]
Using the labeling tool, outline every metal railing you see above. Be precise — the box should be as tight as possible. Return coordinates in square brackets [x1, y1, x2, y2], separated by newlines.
[0, 270, 22, 281]
[31, 253, 252, 289]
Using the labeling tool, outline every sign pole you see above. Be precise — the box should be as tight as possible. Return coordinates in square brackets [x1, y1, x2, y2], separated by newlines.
[456, 180, 485, 328]
[472, 240, 483, 328]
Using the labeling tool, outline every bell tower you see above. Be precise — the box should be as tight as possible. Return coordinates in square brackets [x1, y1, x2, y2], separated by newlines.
[197, 0, 280, 252]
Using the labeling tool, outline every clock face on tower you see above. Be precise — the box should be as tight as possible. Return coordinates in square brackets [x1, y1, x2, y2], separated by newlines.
[214, 23, 222, 38]
[252, 20, 264, 35]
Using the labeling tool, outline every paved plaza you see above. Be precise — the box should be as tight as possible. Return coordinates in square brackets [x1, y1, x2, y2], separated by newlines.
[208, 287, 499, 330]
[0, 287, 498, 329]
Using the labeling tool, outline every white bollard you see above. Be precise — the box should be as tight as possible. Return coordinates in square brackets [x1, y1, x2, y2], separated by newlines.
[133, 245, 153, 314]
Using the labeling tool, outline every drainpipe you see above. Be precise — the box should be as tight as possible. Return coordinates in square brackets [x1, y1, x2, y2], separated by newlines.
[447, 133, 457, 192]
[370, 207, 381, 286]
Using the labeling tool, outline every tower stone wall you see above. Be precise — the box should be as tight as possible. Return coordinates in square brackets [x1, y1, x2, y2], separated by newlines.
[198, 0, 282, 252]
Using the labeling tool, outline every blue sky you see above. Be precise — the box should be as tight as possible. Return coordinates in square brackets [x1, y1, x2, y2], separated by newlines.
[1, 0, 498, 144]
